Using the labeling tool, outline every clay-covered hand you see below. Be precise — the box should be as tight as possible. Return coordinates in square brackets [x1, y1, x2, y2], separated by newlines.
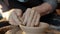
[23, 8, 40, 27]
[8, 9, 22, 25]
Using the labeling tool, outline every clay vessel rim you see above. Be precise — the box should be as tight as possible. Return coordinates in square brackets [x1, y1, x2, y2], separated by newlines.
[19, 25, 49, 29]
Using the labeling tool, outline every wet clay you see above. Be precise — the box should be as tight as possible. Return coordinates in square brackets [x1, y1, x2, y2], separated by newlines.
[5, 22, 49, 34]
[19, 22, 49, 34]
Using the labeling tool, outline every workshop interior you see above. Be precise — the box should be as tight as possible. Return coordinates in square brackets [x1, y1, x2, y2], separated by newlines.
[0, 0, 60, 34]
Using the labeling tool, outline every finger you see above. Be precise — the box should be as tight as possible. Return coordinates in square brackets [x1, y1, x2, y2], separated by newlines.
[9, 15, 18, 25]
[23, 8, 31, 26]
[9, 19, 18, 25]
[13, 9, 23, 23]
[22, 13, 25, 21]
[22, 8, 31, 21]
[22, 9, 28, 21]
[13, 9, 22, 17]
[2, 9, 15, 20]
[31, 12, 37, 27]
[11, 11, 22, 25]
[35, 12, 40, 26]
[27, 9, 35, 27]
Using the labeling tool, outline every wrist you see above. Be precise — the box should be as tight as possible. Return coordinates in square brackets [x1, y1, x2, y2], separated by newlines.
[32, 7, 47, 16]
[32, 3, 52, 16]
[32, 7, 42, 16]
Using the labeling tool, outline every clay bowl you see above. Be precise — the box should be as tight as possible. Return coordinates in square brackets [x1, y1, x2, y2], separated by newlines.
[19, 22, 49, 34]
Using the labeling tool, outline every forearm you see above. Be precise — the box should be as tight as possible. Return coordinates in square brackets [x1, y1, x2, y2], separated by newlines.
[33, 0, 57, 16]
[33, 3, 52, 16]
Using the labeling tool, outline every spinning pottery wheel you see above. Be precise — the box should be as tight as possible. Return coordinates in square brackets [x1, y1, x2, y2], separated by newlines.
[5, 23, 60, 34]
[5, 29, 25, 34]
[0, 25, 60, 34]
[0, 25, 17, 34]
[5, 23, 49, 34]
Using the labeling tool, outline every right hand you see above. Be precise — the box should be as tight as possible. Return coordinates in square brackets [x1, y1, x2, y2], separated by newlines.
[7, 9, 22, 25]
[22, 8, 40, 27]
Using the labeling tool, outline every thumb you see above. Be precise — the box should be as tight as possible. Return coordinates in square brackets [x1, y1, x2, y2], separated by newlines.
[2, 9, 14, 21]
[14, 9, 22, 17]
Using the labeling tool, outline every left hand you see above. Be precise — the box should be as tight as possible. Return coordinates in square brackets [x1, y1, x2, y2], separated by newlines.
[2, 9, 23, 25]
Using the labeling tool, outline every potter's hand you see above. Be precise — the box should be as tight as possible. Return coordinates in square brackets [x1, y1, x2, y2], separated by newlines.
[7, 9, 22, 25]
[23, 8, 40, 27]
